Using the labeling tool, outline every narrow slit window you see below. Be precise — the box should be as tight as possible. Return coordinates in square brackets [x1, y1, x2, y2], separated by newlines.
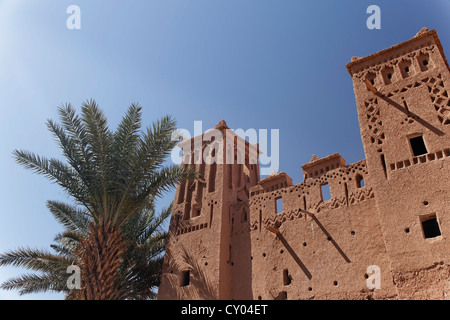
[276, 197, 283, 214]
[241, 209, 248, 223]
[380, 154, 387, 178]
[420, 214, 442, 239]
[321, 183, 331, 202]
[283, 269, 292, 286]
[409, 136, 428, 156]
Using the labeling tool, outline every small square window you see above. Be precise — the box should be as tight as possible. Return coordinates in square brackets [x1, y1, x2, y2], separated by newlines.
[400, 60, 413, 78]
[409, 136, 428, 156]
[180, 270, 190, 287]
[382, 67, 394, 85]
[420, 214, 442, 239]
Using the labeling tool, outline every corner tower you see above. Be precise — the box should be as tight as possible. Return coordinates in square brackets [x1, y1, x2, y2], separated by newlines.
[157, 120, 259, 300]
[346, 28, 450, 295]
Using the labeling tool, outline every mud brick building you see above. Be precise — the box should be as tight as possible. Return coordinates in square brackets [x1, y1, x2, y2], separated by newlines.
[158, 28, 450, 300]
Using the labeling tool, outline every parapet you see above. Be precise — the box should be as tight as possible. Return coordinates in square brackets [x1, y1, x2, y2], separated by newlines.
[346, 28, 450, 76]
[301, 153, 345, 180]
[250, 171, 293, 197]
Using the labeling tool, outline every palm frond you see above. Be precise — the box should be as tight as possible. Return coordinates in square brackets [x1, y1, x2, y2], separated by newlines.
[80, 99, 113, 220]
[13, 150, 90, 208]
[134, 165, 198, 208]
[137, 203, 172, 244]
[47, 200, 92, 233]
[57, 103, 91, 167]
[112, 103, 142, 172]
[1, 273, 68, 295]
[0, 247, 72, 273]
[8, 103, 194, 299]
[112, 115, 178, 220]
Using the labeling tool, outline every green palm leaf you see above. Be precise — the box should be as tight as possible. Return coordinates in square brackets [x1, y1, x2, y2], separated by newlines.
[5, 101, 198, 299]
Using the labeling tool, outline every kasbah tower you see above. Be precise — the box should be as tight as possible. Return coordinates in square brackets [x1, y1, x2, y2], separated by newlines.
[157, 27, 450, 300]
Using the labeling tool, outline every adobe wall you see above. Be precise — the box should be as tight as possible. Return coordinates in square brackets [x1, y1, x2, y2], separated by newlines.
[157, 162, 228, 300]
[347, 28, 450, 299]
[249, 160, 396, 300]
[158, 124, 260, 300]
[158, 28, 450, 300]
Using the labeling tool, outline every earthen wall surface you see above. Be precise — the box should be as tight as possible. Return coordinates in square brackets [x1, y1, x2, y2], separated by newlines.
[158, 28, 450, 300]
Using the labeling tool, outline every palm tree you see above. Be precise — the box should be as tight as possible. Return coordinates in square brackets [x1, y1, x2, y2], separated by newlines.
[0, 100, 196, 299]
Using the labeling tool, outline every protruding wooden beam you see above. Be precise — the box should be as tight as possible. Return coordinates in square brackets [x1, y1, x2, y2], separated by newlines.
[299, 208, 315, 217]
[364, 78, 378, 94]
[266, 225, 280, 236]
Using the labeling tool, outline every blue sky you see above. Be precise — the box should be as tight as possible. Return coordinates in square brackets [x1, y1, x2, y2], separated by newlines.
[0, 0, 449, 300]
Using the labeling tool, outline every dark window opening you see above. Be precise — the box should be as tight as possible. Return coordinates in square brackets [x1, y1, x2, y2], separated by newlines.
[241, 210, 248, 223]
[400, 61, 413, 78]
[177, 182, 186, 204]
[321, 183, 331, 202]
[410, 136, 428, 156]
[180, 270, 190, 287]
[184, 206, 191, 220]
[276, 197, 283, 213]
[382, 67, 394, 85]
[380, 154, 387, 178]
[259, 210, 262, 233]
[366, 72, 376, 88]
[283, 269, 292, 286]
[418, 54, 431, 71]
[421, 214, 442, 239]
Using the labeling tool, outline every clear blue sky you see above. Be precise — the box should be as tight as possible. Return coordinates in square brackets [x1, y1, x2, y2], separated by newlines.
[0, 0, 449, 300]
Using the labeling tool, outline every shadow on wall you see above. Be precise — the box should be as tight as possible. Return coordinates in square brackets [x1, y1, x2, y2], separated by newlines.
[268, 211, 351, 287]
[310, 214, 352, 264]
[162, 245, 217, 300]
[376, 92, 444, 136]
[277, 233, 312, 280]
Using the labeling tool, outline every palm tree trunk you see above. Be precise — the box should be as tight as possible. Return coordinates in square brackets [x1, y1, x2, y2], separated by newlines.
[73, 219, 125, 300]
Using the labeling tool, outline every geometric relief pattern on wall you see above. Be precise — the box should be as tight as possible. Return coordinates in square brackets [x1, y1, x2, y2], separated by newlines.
[363, 97, 385, 146]
[383, 74, 450, 126]
[251, 160, 371, 230]
[262, 208, 304, 230]
[348, 187, 375, 205]
[426, 74, 450, 125]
